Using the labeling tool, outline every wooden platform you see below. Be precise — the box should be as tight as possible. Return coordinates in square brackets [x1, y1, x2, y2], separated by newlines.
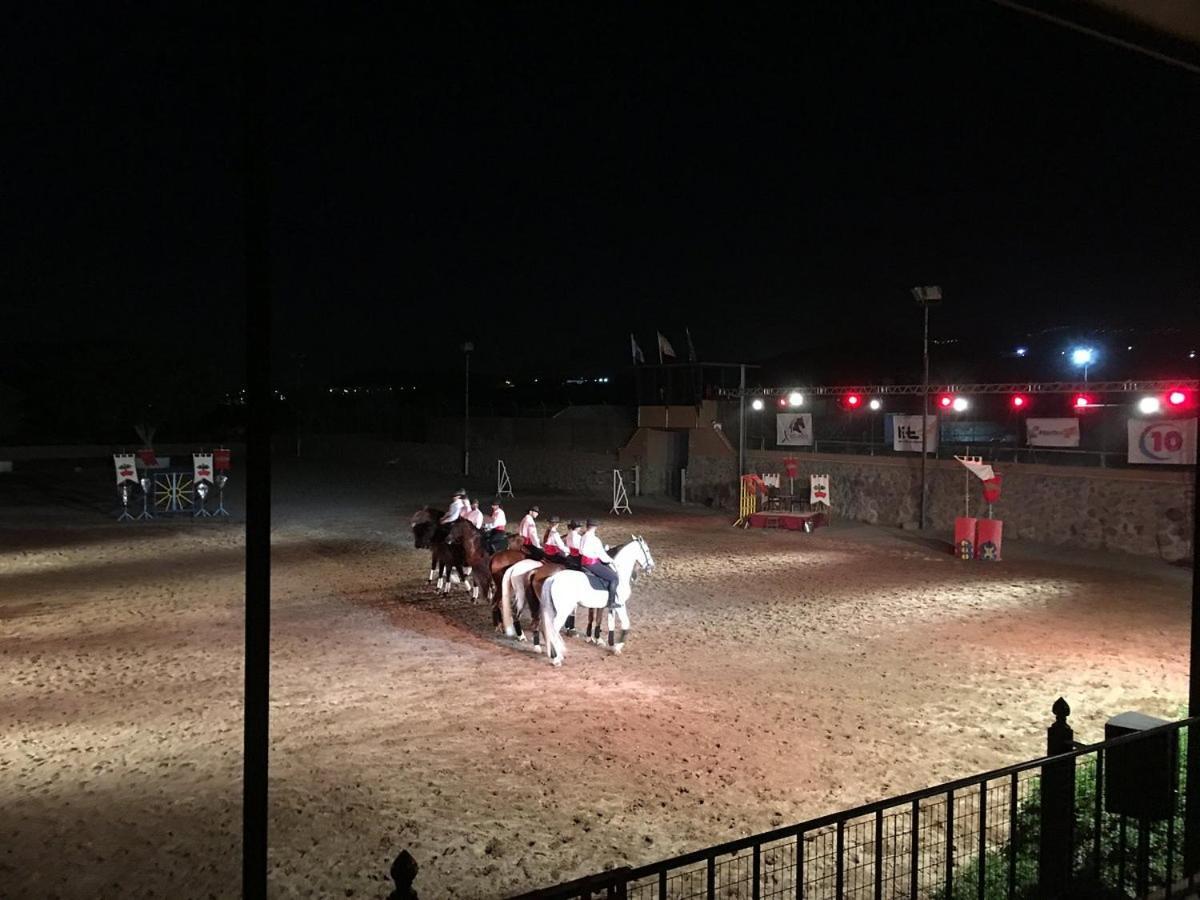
[746, 511, 827, 531]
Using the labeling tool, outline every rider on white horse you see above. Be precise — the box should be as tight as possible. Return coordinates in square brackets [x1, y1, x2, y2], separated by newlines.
[579, 518, 619, 609]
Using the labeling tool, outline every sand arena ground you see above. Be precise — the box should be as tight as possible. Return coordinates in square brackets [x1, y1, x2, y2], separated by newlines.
[0, 460, 1191, 898]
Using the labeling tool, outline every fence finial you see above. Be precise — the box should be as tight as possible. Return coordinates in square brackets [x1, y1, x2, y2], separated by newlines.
[1052, 696, 1071, 723]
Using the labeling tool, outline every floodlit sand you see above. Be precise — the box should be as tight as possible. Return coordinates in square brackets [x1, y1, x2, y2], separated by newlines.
[0, 460, 1191, 898]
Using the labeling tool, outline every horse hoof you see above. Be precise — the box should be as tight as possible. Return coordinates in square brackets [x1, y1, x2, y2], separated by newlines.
[517, 634, 526, 643]
[613, 644, 624, 655]
[551, 657, 563, 667]
[504, 627, 516, 638]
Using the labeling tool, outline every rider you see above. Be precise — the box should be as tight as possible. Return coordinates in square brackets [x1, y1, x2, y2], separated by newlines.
[440, 489, 468, 524]
[565, 520, 584, 559]
[542, 515, 568, 558]
[579, 518, 619, 609]
[464, 498, 484, 529]
[483, 499, 508, 553]
[519, 506, 541, 549]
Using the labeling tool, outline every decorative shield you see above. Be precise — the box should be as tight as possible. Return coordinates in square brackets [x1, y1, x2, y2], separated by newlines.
[783, 457, 798, 479]
[982, 474, 1003, 505]
[979, 541, 999, 561]
[958, 539, 974, 561]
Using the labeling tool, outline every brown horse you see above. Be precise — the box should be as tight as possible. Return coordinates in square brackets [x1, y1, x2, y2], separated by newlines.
[445, 519, 497, 602]
[410, 507, 468, 591]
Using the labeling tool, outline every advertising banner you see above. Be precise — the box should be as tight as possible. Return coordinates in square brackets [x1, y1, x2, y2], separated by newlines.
[1127, 418, 1196, 465]
[892, 415, 938, 453]
[1027, 418, 1081, 448]
[776, 413, 813, 446]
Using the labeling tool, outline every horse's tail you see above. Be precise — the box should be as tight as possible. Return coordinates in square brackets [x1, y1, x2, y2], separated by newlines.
[500, 567, 517, 635]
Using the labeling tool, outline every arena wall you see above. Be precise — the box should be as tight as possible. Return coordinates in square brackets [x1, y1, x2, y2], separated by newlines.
[746, 449, 1195, 562]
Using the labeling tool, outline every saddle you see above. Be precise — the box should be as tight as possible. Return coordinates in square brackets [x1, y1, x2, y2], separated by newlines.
[581, 570, 610, 592]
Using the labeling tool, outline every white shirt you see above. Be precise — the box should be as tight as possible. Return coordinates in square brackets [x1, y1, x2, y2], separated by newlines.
[486, 508, 507, 531]
[545, 529, 567, 554]
[465, 508, 484, 528]
[441, 497, 466, 523]
[579, 529, 612, 563]
[566, 529, 583, 552]
[519, 514, 540, 546]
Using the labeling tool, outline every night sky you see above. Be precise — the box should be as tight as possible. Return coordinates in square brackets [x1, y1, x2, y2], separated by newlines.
[6, 3, 1198, 390]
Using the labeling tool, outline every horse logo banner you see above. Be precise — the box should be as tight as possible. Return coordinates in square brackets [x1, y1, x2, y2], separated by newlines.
[891, 415, 938, 453]
[193, 453, 214, 484]
[776, 413, 813, 446]
[1127, 418, 1196, 465]
[1026, 418, 1080, 448]
[113, 454, 138, 485]
[810, 474, 830, 506]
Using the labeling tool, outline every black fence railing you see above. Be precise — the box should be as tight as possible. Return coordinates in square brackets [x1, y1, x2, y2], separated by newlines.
[509, 708, 1200, 900]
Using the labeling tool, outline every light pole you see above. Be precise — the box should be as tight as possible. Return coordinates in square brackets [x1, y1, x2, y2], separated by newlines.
[1071, 347, 1095, 383]
[461, 341, 473, 476]
[911, 285, 942, 530]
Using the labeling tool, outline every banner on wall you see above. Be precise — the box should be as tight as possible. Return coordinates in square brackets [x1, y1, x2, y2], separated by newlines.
[1127, 418, 1196, 465]
[1026, 418, 1080, 448]
[891, 415, 938, 453]
[114, 454, 138, 485]
[810, 473, 830, 506]
[776, 413, 813, 446]
[193, 453, 214, 484]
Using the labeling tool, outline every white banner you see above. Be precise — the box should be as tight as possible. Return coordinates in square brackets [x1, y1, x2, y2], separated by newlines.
[193, 453, 214, 484]
[891, 415, 938, 453]
[1026, 417, 1080, 448]
[810, 473, 830, 506]
[776, 413, 813, 446]
[114, 454, 138, 485]
[1127, 418, 1197, 465]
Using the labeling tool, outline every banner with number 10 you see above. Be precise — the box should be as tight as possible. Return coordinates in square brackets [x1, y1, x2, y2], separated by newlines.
[1127, 418, 1197, 465]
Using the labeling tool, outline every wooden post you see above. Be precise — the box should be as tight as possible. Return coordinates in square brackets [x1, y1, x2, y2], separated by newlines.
[1038, 697, 1076, 898]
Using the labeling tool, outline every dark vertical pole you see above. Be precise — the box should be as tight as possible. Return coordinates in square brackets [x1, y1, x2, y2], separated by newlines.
[1039, 698, 1076, 898]
[1187, 445, 1200, 878]
[920, 302, 929, 530]
[463, 348, 470, 477]
[242, 8, 270, 899]
[738, 364, 746, 477]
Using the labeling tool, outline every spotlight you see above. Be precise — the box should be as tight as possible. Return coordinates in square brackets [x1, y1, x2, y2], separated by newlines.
[937, 394, 953, 409]
[845, 393, 862, 409]
[868, 398, 882, 411]
[1138, 397, 1161, 415]
[1015, 347, 1028, 357]
[1071, 347, 1095, 367]
[751, 398, 764, 411]
[951, 397, 969, 413]
[1011, 394, 1028, 410]
[1167, 389, 1189, 407]
[1073, 394, 1093, 409]
[787, 391, 804, 407]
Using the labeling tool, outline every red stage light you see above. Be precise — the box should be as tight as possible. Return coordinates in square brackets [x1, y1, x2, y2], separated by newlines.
[845, 393, 862, 408]
[1011, 394, 1028, 410]
[778, 397, 788, 408]
[938, 394, 953, 408]
[1073, 394, 1092, 409]
[1167, 389, 1188, 407]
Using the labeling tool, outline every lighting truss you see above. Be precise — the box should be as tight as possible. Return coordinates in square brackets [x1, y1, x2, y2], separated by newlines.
[719, 379, 1200, 399]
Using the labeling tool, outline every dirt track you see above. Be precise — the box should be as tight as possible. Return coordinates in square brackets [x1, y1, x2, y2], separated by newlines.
[0, 460, 1190, 898]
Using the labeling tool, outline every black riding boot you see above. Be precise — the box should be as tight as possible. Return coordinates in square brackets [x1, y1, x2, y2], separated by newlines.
[606, 586, 618, 610]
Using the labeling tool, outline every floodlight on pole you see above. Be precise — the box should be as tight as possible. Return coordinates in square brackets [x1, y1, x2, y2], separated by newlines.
[868, 398, 882, 411]
[1138, 396, 1162, 415]
[1071, 346, 1096, 382]
[751, 398, 764, 411]
[787, 391, 804, 407]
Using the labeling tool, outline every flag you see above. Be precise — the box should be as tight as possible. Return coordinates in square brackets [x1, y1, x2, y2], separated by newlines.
[685, 328, 697, 362]
[631, 333, 644, 364]
[194, 453, 214, 484]
[657, 331, 676, 362]
[114, 454, 138, 485]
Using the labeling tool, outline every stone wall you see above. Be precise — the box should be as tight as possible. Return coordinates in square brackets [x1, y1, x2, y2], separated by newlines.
[746, 449, 1195, 562]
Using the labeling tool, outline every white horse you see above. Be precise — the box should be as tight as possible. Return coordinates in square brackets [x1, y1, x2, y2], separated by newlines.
[538, 536, 655, 667]
[499, 558, 542, 641]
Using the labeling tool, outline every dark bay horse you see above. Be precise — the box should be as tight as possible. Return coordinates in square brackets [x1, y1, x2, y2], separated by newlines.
[445, 519, 497, 602]
[410, 507, 467, 591]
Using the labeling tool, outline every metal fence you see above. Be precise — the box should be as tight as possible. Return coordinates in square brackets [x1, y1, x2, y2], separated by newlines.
[511, 713, 1200, 900]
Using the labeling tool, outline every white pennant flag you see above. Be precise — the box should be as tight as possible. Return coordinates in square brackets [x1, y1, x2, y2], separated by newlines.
[193, 453, 214, 484]
[657, 331, 676, 362]
[810, 473, 831, 506]
[114, 454, 138, 486]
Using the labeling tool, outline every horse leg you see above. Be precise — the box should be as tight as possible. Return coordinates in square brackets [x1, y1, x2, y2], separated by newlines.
[541, 592, 567, 667]
[613, 606, 631, 654]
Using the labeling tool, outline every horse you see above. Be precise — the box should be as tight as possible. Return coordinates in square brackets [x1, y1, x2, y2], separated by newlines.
[538, 537, 655, 667]
[499, 551, 584, 647]
[444, 519, 494, 602]
[410, 507, 468, 592]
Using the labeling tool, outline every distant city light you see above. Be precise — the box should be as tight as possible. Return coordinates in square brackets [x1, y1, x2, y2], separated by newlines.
[787, 391, 804, 407]
[1071, 347, 1095, 367]
[1190, 351, 1197, 360]
[951, 397, 969, 413]
[1127, 345, 1133, 351]
[1015, 347, 1028, 357]
[868, 398, 882, 411]
[751, 398, 764, 411]
[1138, 397, 1161, 415]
